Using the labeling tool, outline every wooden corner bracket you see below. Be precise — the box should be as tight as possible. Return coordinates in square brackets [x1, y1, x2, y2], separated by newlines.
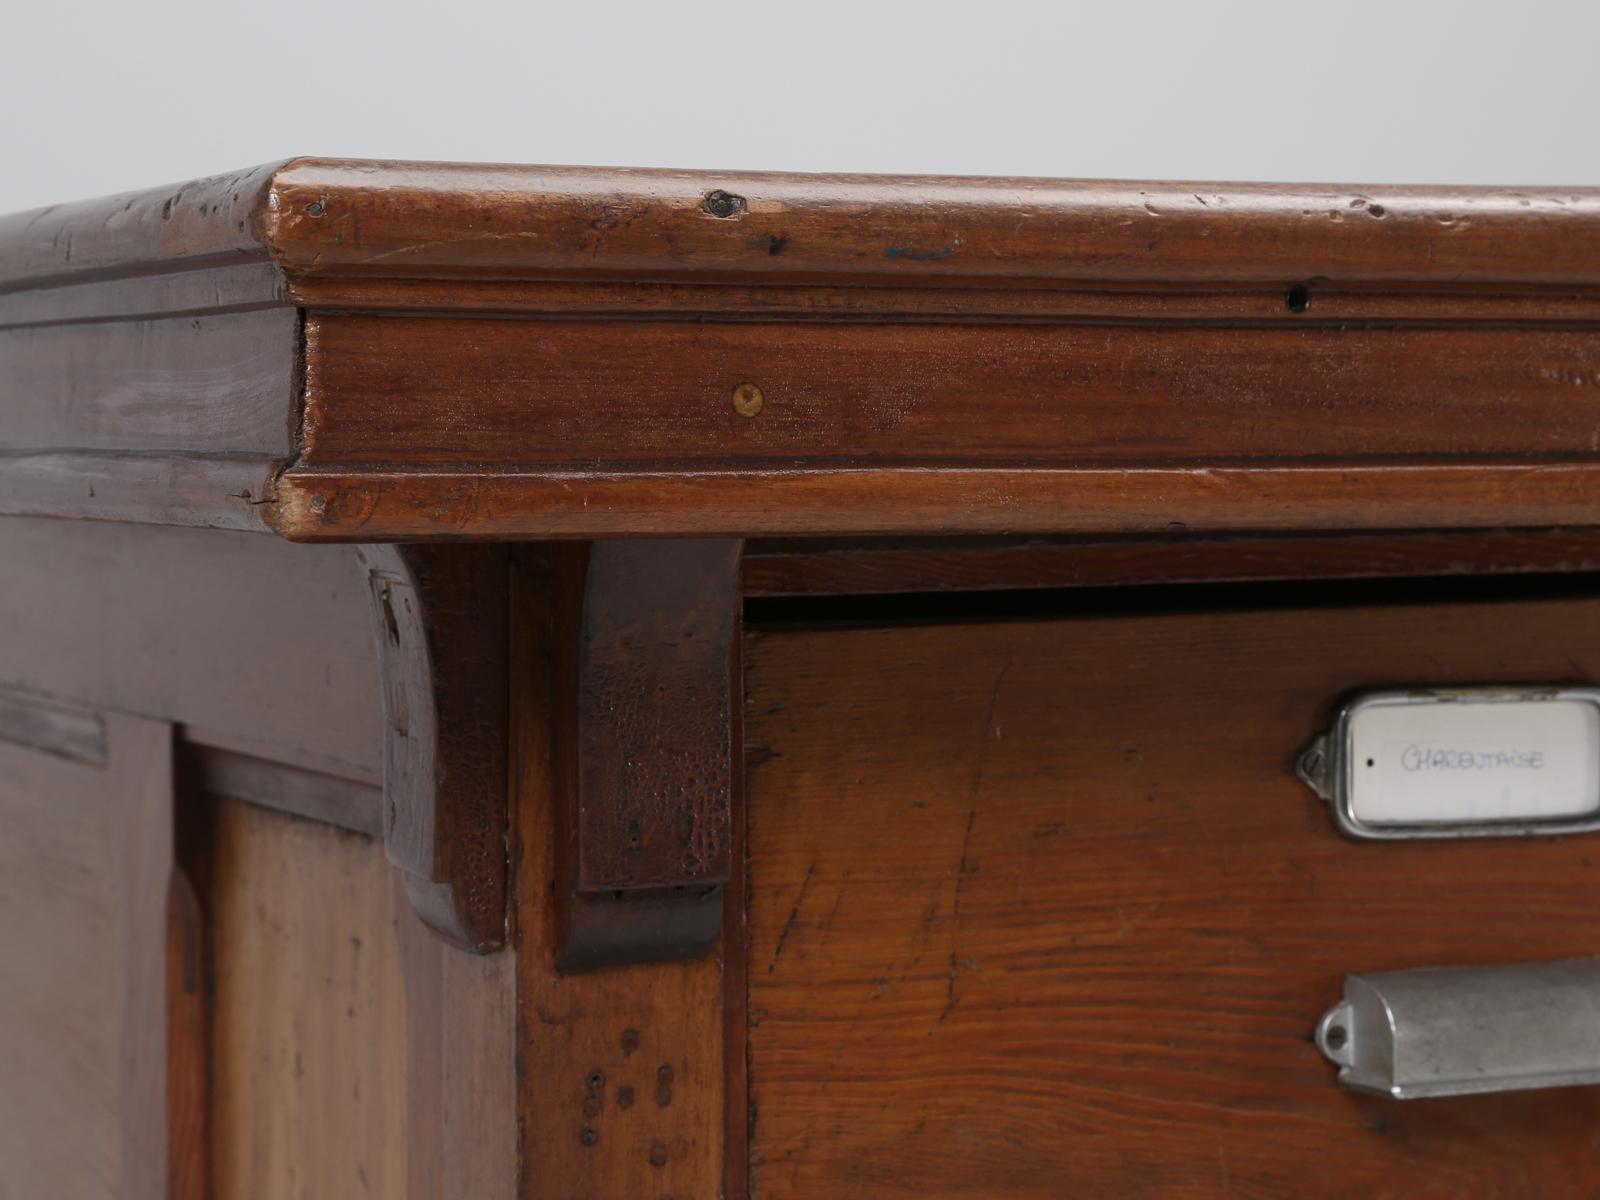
[550, 539, 744, 971]
[357, 544, 510, 953]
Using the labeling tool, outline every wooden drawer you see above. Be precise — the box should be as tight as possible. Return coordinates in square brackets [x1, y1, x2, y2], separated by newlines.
[743, 583, 1600, 1198]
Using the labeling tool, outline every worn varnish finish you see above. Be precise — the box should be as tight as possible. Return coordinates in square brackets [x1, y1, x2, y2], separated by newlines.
[271, 461, 1600, 542]
[744, 590, 1600, 1198]
[302, 315, 1600, 467]
[7, 160, 1600, 539]
[255, 161, 1600, 288]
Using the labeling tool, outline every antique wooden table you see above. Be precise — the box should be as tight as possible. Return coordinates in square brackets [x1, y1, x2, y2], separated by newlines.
[5, 160, 1600, 1197]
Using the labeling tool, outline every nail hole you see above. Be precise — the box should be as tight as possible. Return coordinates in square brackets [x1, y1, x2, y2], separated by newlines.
[1286, 283, 1311, 313]
[702, 189, 745, 219]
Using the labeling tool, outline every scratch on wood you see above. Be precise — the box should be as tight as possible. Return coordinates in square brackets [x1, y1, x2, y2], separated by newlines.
[767, 863, 815, 973]
[941, 807, 979, 1021]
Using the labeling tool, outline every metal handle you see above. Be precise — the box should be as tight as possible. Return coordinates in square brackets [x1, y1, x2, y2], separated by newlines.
[1316, 956, 1600, 1099]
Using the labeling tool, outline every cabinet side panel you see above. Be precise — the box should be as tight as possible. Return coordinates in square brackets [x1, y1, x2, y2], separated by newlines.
[0, 707, 173, 1200]
[208, 798, 408, 1198]
[205, 795, 518, 1200]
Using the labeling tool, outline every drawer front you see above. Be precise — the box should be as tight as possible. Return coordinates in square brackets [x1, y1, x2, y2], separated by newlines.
[745, 588, 1600, 1198]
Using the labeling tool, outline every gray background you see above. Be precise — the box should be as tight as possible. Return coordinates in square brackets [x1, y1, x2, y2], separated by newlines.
[2, 0, 1597, 214]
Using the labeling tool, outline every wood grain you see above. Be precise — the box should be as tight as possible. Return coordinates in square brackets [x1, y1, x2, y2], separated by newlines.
[208, 799, 409, 1199]
[9, 159, 1600, 294]
[271, 460, 1600, 541]
[302, 315, 1600, 468]
[2, 309, 296, 455]
[10, 160, 1600, 541]
[205, 796, 518, 1199]
[745, 588, 1600, 1198]
[0, 161, 280, 292]
[0, 517, 382, 784]
[576, 539, 741, 894]
[0, 448, 280, 531]
[284, 273, 1600, 325]
[186, 743, 382, 836]
[512, 548, 728, 1198]
[259, 160, 1600, 288]
[0, 706, 173, 1200]
[0, 260, 285, 328]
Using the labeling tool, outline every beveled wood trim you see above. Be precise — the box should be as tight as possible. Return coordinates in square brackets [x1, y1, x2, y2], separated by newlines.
[8, 159, 1600, 297]
[284, 274, 1600, 325]
[270, 461, 1600, 541]
[0, 262, 286, 329]
[183, 743, 382, 837]
[0, 162, 283, 293]
[257, 159, 1600, 289]
[0, 450, 279, 532]
[0, 684, 107, 764]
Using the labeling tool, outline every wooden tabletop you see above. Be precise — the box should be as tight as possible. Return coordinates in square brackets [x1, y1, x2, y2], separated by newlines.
[5, 158, 1600, 542]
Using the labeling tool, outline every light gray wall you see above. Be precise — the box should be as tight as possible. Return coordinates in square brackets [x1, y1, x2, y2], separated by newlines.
[2, 0, 1596, 214]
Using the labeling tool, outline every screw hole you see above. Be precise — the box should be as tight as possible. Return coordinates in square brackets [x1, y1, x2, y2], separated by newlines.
[1324, 1024, 1348, 1050]
[1286, 283, 1312, 313]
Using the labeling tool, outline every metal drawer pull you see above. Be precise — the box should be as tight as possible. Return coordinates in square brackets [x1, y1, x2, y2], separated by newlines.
[1316, 957, 1600, 1099]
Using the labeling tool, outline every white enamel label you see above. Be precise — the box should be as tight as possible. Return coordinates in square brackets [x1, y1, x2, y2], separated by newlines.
[1347, 698, 1600, 825]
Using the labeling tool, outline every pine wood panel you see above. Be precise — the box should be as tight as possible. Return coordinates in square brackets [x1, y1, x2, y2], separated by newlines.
[206, 797, 518, 1199]
[209, 799, 410, 1199]
[745, 588, 1600, 1198]
[0, 706, 172, 1200]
